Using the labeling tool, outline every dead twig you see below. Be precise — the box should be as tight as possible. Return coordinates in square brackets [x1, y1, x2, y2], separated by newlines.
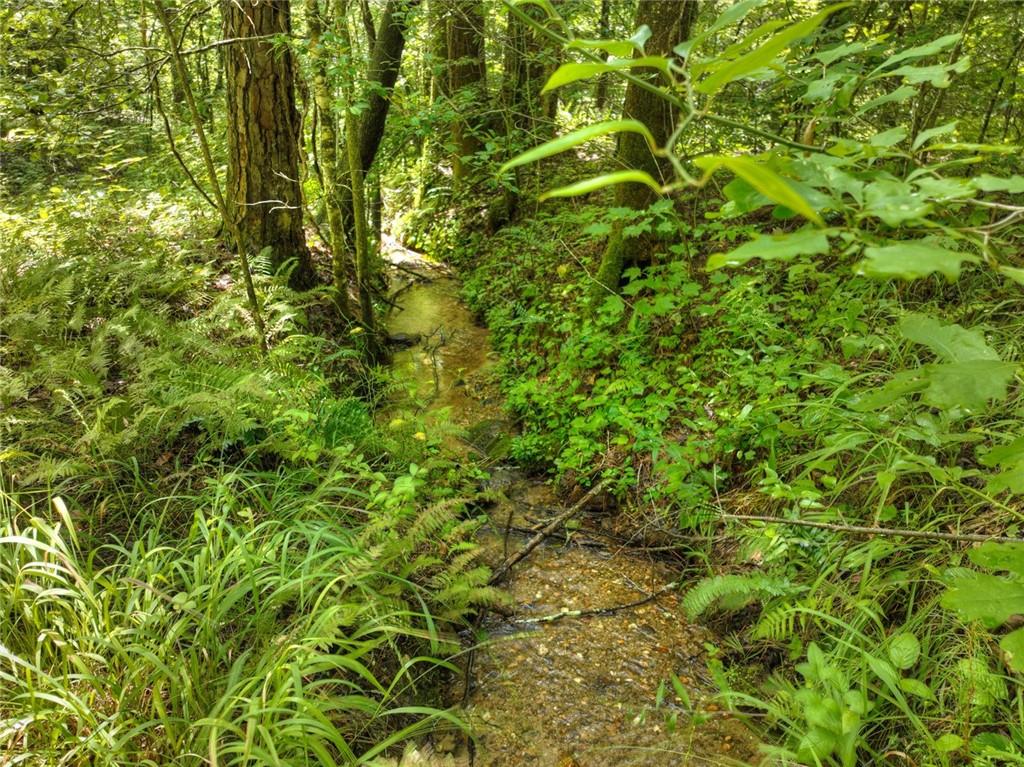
[489, 481, 607, 585]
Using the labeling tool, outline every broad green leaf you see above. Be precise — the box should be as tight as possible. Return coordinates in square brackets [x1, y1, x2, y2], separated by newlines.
[888, 57, 970, 88]
[887, 632, 920, 670]
[1000, 628, 1024, 672]
[856, 242, 977, 282]
[933, 734, 965, 753]
[974, 174, 1024, 193]
[912, 121, 958, 151]
[943, 571, 1024, 626]
[696, 4, 850, 95]
[1002, 266, 1024, 286]
[921, 360, 1017, 411]
[899, 678, 935, 701]
[697, 155, 823, 225]
[499, 120, 656, 174]
[899, 313, 999, 363]
[815, 40, 872, 65]
[856, 85, 917, 115]
[914, 175, 976, 202]
[676, 0, 764, 58]
[968, 542, 1024, 577]
[543, 56, 668, 93]
[870, 126, 908, 147]
[568, 38, 636, 58]
[872, 33, 961, 73]
[804, 73, 844, 102]
[862, 179, 932, 226]
[706, 227, 830, 270]
[538, 170, 662, 200]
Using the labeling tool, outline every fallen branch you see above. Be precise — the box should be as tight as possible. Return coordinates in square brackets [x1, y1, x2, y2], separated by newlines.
[514, 579, 682, 625]
[718, 512, 1024, 544]
[489, 481, 607, 584]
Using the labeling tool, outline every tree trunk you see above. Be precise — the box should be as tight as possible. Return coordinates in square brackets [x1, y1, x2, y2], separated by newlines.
[447, 0, 487, 184]
[306, 0, 352, 318]
[591, 0, 699, 305]
[337, 0, 416, 251]
[338, 3, 382, 358]
[222, 0, 315, 290]
[594, 0, 611, 111]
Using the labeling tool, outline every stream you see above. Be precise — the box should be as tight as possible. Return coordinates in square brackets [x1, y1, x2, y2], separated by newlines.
[380, 242, 756, 767]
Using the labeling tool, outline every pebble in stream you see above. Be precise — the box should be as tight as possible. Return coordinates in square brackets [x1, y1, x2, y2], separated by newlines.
[381, 254, 757, 766]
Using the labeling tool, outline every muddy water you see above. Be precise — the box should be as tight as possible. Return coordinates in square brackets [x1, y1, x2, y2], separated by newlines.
[383, 254, 756, 767]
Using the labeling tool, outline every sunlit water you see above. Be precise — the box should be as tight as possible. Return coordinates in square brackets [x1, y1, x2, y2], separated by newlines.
[382, 250, 756, 766]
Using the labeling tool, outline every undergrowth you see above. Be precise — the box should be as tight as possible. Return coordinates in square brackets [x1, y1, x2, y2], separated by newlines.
[0, 151, 494, 765]
[435, 164, 1024, 764]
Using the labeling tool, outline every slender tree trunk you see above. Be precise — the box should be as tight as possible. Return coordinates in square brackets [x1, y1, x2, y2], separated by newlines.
[222, 0, 315, 290]
[415, 0, 449, 207]
[153, 0, 268, 352]
[306, 0, 352, 318]
[339, 1, 382, 358]
[337, 0, 417, 249]
[594, 0, 611, 111]
[979, 15, 1024, 143]
[447, 0, 487, 185]
[591, 0, 699, 305]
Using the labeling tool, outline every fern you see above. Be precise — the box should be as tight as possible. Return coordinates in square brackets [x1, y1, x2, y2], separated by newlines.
[682, 573, 801, 619]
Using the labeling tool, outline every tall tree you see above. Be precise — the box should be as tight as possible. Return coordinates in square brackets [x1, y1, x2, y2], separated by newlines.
[591, 0, 699, 304]
[222, 0, 315, 290]
[446, 0, 487, 184]
[306, 0, 352, 318]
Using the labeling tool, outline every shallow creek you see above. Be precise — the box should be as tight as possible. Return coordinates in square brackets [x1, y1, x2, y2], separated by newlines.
[381, 246, 756, 767]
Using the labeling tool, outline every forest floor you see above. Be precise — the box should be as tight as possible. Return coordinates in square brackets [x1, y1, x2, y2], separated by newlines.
[380, 254, 757, 766]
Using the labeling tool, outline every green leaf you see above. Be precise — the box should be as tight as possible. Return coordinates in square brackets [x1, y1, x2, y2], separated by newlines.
[968, 542, 1024, 577]
[499, 120, 656, 174]
[697, 155, 823, 225]
[1000, 628, 1024, 672]
[888, 57, 970, 88]
[856, 242, 977, 282]
[1002, 266, 1024, 286]
[974, 174, 1024, 194]
[862, 179, 932, 226]
[676, 0, 764, 58]
[887, 632, 920, 670]
[922, 360, 1017, 411]
[913, 121, 958, 151]
[856, 85, 918, 115]
[706, 227, 831, 270]
[872, 33, 961, 73]
[899, 678, 935, 701]
[933, 734, 965, 753]
[942, 571, 1024, 625]
[899, 313, 999, 363]
[567, 38, 637, 58]
[695, 4, 850, 95]
[870, 126, 908, 147]
[543, 56, 669, 93]
[538, 170, 662, 200]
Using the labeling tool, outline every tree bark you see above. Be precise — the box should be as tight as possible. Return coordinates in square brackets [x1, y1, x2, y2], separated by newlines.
[306, 0, 352, 318]
[222, 0, 315, 290]
[447, 0, 487, 184]
[336, 0, 417, 252]
[594, 0, 611, 111]
[591, 0, 699, 305]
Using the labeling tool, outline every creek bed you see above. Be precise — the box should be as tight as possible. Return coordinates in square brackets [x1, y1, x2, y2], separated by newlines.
[382, 255, 757, 766]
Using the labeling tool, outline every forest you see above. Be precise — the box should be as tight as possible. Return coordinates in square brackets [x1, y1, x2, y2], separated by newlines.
[3, 0, 1024, 764]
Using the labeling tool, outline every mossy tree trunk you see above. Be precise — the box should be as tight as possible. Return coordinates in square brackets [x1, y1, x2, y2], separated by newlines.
[336, 0, 415, 252]
[305, 0, 352, 319]
[222, 0, 315, 291]
[447, 0, 487, 185]
[590, 0, 699, 306]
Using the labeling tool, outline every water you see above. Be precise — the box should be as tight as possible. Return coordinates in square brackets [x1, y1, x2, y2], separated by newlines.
[382, 249, 756, 766]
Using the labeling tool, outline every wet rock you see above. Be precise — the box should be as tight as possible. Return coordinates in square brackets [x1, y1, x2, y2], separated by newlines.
[387, 332, 422, 348]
